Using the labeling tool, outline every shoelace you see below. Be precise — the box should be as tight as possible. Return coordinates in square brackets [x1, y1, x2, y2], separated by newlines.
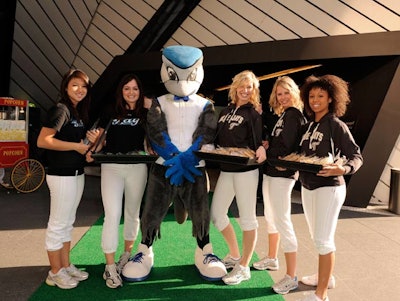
[129, 252, 144, 263]
[203, 253, 222, 264]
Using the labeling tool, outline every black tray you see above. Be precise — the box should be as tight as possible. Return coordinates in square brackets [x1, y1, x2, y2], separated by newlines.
[268, 158, 322, 173]
[194, 151, 258, 166]
[92, 152, 158, 164]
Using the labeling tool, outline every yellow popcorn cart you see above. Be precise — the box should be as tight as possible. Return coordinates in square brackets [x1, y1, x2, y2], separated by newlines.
[0, 97, 45, 193]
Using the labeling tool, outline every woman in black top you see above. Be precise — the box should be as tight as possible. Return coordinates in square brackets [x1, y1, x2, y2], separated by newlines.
[210, 70, 266, 285]
[37, 69, 98, 289]
[298, 75, 363, 301]
[87, 73, 150, 288]
[254, 76, 306, 294]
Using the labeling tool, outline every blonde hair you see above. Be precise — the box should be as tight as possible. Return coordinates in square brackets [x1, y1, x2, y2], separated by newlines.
[269, 76, 303, 116]
[228, 70, 260, 108]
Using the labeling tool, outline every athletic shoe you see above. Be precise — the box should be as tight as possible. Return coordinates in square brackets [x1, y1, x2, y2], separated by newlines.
[222, 254, 241, 269]
[65, 263, 89, 281]
[103, 263, 123, 289]
[116, 251, 130, 274]
[195, 243, 227, 281]
[222, 264, 250, 285]
[122, 243, 154, 282]
[298, 292, 330, 301]
[301, 273, 336, 289]
[272, 274, 298, 294]
[46, 267, 78, 289]
[252, 256, 279, 271]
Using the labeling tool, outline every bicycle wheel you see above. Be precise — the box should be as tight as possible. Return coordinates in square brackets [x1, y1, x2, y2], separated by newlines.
[11, 158, 45, 193]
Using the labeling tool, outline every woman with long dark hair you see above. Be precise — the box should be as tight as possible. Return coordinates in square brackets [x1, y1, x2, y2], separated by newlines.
[37, 69, 98, 289]
[87, 73, 150, 288]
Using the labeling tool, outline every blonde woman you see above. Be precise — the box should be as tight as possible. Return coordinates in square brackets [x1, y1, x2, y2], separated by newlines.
[254, 76, 306, 294]
[211, 70, 266, 285]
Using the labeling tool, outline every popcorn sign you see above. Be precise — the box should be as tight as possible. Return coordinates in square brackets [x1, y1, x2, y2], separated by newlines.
[0, 142, 29, 168]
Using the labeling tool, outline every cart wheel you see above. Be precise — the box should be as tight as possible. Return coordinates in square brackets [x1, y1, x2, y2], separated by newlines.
[11, 159, 45, 193]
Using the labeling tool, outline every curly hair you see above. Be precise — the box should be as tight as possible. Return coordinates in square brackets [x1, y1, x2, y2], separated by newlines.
[228, 70, 261, 108]
[269, 76, 303, 116]
[300, 74, 350, 118]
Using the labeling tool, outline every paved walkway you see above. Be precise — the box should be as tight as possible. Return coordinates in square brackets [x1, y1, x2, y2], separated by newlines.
[0, 170, 399, 301]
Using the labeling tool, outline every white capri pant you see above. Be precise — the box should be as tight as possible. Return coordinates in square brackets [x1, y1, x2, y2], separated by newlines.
[263, 175, 298, 252]
[301, 185, 346, 255]
[211, 169, 259, 231]
[45, 174, 85, 251]
[101, 163, 147, 254]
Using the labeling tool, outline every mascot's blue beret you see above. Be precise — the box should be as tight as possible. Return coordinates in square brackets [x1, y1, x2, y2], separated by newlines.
[163, 45, 203, 69]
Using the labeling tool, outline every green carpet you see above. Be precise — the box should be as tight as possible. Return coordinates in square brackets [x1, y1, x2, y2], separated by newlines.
[29, 211, 284, 301]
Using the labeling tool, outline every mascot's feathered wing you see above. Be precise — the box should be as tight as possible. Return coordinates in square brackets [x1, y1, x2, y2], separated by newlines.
[122, 45, 227, 282]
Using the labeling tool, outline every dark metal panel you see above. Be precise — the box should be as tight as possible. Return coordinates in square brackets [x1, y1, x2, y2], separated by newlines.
[126, 0, 201, 53]
[346, 60, 400, 207]
[0, 0, 17, 95]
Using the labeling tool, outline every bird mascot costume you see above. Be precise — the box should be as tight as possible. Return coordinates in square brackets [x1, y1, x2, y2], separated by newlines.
[122, 45, 227, 281]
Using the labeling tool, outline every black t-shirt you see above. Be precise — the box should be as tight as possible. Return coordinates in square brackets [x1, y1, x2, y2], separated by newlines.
[43, 103, 86, 170]
[99, 109, 146, 154]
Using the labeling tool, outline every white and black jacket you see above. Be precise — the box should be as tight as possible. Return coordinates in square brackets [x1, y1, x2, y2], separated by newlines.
[298, 113, 363, 190]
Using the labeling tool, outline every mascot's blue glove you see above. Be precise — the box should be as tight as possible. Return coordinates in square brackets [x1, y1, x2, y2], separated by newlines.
[164, 136, 203, 185]
[181, 136, 201, 170]
[151, 132, 180, 160]
[164, 155, 188, 186]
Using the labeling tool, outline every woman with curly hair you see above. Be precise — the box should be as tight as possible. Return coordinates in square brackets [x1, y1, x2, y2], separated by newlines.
[211, 70, 266, 285]
[298, 75, 363, 301]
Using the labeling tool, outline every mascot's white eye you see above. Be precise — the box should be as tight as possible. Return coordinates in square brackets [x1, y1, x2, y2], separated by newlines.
[167, 66, 178, 81]
[187, 69, 197, 81]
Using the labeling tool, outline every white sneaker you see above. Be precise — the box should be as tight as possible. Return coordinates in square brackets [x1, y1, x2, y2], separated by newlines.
[272, 274, 298, 294]
[222, 254, 241, 269]
[222, 264, 250, 285]
[298, 292, 330, 301]
[301, 273, 336, 289]
[122, 243, 154, 282]
[103, 263, 123, 289]
[46, 267, 78, 289]
[195, 243, 227, 281]
[65, 263, 89, 281]
[252, 256, 279, 271]
[116, 252, 130, 274]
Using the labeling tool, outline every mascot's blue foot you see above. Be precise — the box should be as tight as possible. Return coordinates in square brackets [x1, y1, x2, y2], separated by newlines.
[195, 243, 227, 281]
[122, 243, 154, 282]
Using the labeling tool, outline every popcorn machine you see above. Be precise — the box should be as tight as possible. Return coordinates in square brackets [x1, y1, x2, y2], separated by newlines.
[0, 97, 44, 193]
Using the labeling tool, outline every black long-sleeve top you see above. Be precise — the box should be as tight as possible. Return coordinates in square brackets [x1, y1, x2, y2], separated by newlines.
[264, 107, 306, 178]
[216, 103, 263, 172]
[298, 113, 363, 190]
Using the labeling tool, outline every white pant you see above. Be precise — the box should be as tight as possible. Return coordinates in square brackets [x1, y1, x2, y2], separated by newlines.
[301, 185, 346, 255]
[211, 169, 259, 231]
[101, 163, 148, 254]
[263, 175, 298, 252]
[45, 174, 85, 251]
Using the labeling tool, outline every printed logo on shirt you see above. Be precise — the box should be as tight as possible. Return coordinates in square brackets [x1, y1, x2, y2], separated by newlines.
[219, 113, 244, 130]
[70, 119, 84, 128]
[300, 123, 323, 151]
[112, 118, 140, 126]
[272, 117, 284, 137]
